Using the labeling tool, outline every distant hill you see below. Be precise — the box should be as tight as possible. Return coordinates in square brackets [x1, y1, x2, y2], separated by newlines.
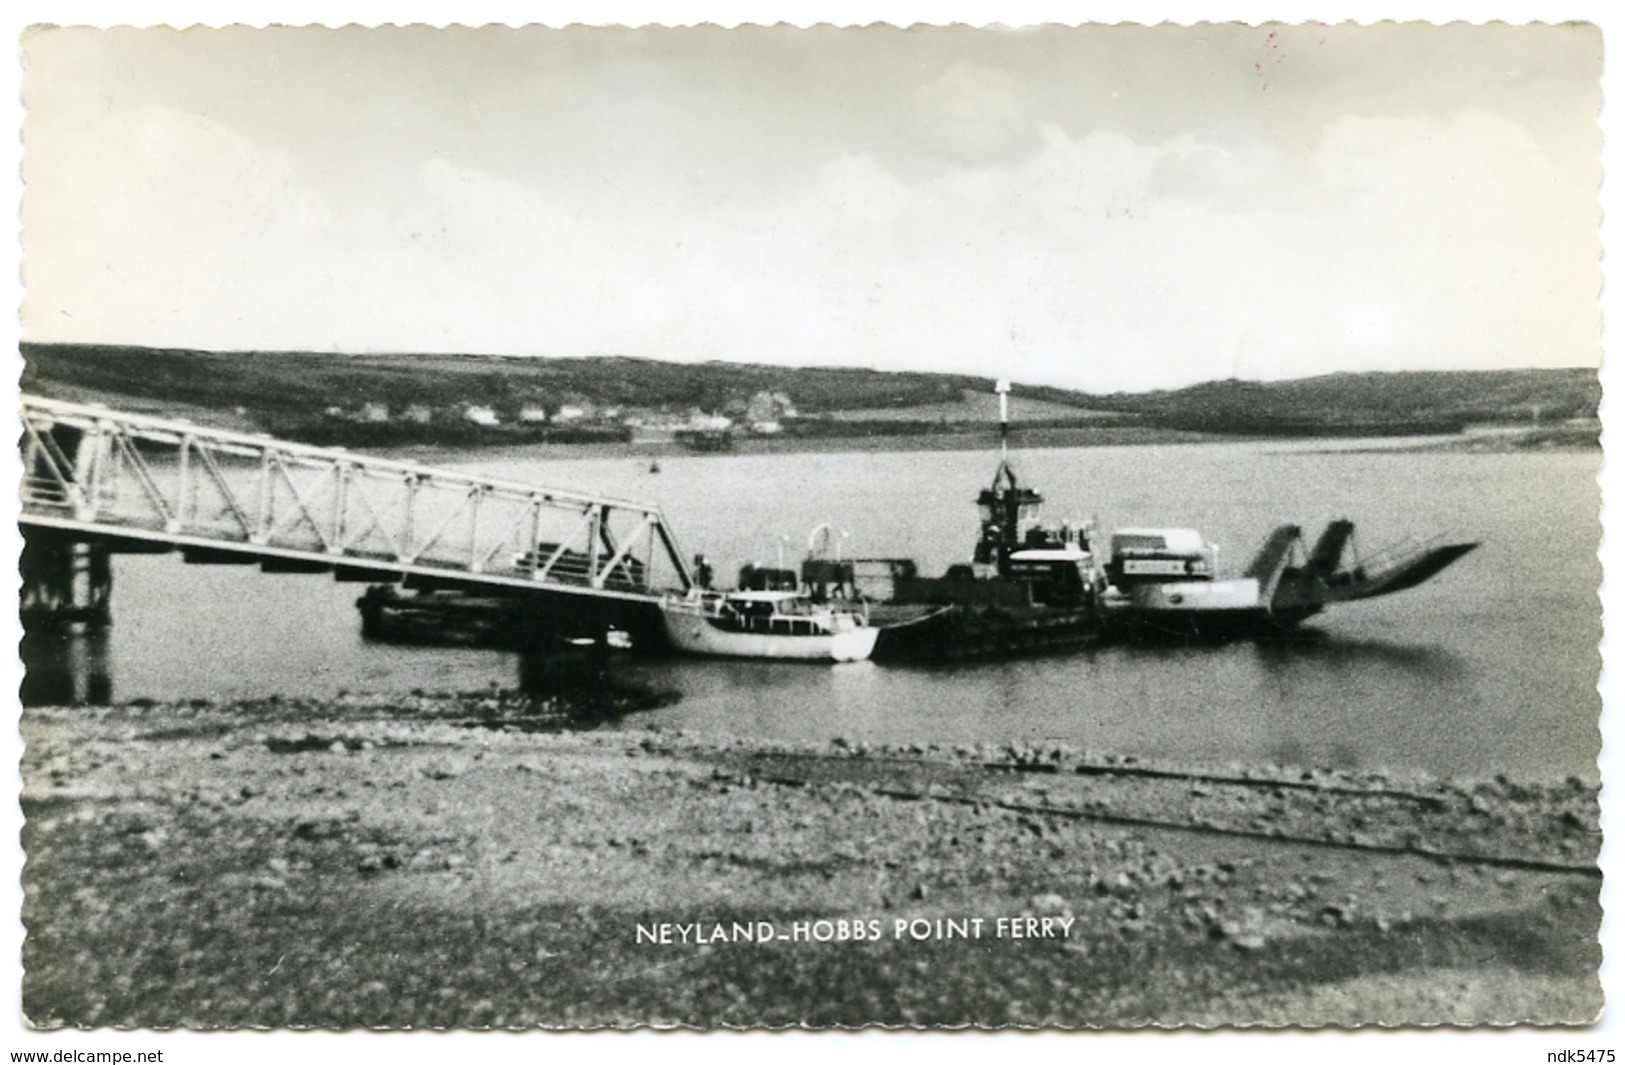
[19, 343, 983, 417]
[1062, 370, 1601, 435]
[19, 343, 1599, 447]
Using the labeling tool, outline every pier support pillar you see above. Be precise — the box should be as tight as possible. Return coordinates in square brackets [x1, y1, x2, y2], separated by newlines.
[20, 532, 112, 631]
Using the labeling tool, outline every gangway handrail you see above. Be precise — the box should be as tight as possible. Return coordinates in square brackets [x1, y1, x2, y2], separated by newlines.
[20, 392, 695, 603]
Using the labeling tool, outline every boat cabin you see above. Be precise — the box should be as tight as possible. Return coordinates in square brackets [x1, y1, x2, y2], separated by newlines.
[702, 590, 864, 637]
[1006, 544, 1102, 608]
[723, 592, 822, 635]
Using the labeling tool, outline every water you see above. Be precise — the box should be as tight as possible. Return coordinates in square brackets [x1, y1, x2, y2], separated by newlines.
[21, 441, 1601, 782]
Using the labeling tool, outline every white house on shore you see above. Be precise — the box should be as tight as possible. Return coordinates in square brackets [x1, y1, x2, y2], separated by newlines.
[746, 391, 798, 424]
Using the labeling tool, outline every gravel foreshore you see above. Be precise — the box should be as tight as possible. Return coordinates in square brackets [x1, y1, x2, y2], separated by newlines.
[21, 688, 1602, 1029]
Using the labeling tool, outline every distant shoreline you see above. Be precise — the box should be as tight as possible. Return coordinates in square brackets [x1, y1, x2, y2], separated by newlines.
[371, 423, 1600, 468]
[387, 424, 1235, 465]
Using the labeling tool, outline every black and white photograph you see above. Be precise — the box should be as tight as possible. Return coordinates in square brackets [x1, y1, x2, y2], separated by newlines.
[8, 9, 1612, 1041]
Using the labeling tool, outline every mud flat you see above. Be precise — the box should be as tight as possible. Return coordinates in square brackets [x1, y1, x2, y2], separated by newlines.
[21, 690, 1601, 1029]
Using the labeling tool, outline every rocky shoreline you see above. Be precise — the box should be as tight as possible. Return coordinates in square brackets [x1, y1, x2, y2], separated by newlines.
[21, 689, 1602, 1029]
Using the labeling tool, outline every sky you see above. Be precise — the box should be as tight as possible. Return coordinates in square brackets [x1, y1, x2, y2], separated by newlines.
[19, 21, 1603, 392]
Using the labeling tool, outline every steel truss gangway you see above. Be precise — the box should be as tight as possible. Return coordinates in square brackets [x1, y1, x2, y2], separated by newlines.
[20, 394, 694, 634]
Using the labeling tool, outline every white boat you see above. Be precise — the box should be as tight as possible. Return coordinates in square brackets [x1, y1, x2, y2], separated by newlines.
[1102, 520, 1477, 637]
[659, 589, 879, 662]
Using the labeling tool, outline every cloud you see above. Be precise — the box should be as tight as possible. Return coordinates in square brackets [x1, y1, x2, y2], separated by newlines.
[23, 86, 1597, 393]
[905, 62, 1044, 166]
[24, 105, 337, 345]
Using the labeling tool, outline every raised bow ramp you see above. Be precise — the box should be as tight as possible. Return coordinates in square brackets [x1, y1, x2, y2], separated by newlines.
[20, 395, 693, 635]
[1274, 528, 1479, 609]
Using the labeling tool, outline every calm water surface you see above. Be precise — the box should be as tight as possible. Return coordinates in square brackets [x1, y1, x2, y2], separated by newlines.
[23, 441, 1601, 782]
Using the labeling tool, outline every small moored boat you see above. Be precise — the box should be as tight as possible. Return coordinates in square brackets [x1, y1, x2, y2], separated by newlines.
[659, 589, 878, 662]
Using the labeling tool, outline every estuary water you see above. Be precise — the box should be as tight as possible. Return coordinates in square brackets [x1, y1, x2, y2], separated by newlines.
[21, 440, 1602, 782]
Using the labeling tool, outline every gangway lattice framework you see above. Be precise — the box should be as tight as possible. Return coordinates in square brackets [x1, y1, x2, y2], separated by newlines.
[19, 394, 694, 629]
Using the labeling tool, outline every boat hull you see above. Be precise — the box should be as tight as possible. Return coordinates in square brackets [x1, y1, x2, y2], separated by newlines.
[1106, 603, 1322, 641]
[870, 601, 1107, 662]
[1103, 578, 1322, 641]
[358, 586, 531, 647]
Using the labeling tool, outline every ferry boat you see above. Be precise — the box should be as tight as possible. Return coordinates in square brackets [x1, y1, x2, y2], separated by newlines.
[659, 587, 878, 662]
[862, 380, 1478, 654]
[1102, 519, 1478, 637]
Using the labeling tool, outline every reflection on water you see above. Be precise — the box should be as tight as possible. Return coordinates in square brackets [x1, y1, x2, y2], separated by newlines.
[1250, 628, 1469, 680]
[20, 629, 112, 706]
[17, 443, 1600, 781]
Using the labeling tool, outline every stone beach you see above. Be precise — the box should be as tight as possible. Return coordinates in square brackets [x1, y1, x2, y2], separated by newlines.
[21, 687, 1602, 1029]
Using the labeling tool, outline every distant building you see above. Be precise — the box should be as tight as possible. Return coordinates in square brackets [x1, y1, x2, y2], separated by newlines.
[464, 405, 500, 427]
[359, 402, 390, 423]
[746, 391, 798, 424]
[627, 410, 677, 444]
[517, 406, 550, 424]
[402, 404, 434, 424]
